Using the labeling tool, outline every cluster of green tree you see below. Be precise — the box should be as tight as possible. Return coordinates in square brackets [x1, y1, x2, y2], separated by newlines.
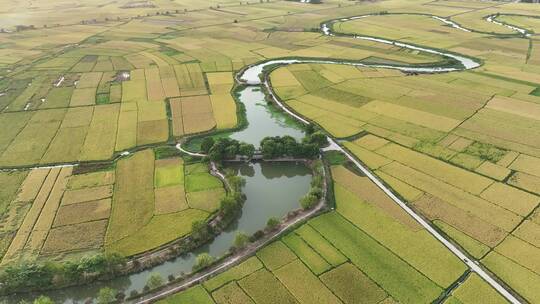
[201, 138, 255, 161]
[260, 131, 328, 159]
[0, 253, 125, 295]
[300, 160, 325, 210]
[191, 173, 246, 271]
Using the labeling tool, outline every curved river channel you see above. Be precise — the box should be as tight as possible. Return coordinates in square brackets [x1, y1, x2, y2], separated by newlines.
[5, 13, 487, 303]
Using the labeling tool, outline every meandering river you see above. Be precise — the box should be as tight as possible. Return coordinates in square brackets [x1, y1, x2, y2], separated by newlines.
[4, 13, 489, 303]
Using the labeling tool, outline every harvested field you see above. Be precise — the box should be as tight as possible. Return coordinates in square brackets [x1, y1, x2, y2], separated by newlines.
[61, 185, 113, 205]
[67, 170, 115, 189]
[41, 220, 108, 254]
[53, 199, 111, 227]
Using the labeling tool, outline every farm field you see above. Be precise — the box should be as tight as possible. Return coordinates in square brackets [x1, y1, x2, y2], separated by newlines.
[1, 0, 540, 302]
[163, 165, 505, 304]
[0, 148, 225, 265]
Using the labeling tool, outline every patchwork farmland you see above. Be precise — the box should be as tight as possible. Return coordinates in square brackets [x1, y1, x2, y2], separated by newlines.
[0, 0, 540, 303]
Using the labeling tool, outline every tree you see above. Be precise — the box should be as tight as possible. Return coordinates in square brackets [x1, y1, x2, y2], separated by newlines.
[227, 175, 245, 193]
[33, 296, 54, 304]
[238, 143, 255, 158]
[300, 194, 318, 210]
[261, 138, 278, 159]
[220, 195, 239, 218]
[306, 131, 328, 148]
[309, 187, 323, 199]
[194, 253, 214, 270]
[201, 137, 215, 153]
[147, 273, 164, 290]
[4, 262, 55, 290]
[191, 220, 210, 241]
[97, 287, 116, 304]
[233, 232, 249, 249]
[266, 217, 280, 230]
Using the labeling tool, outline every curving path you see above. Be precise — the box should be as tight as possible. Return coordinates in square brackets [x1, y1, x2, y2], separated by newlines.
[138, 13, 528, 304]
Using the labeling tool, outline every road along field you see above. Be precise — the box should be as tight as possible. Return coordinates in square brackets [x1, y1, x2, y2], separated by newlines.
[1, 0, 540, 302]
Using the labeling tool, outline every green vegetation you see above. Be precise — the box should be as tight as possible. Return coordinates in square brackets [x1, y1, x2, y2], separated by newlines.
[260, 136, 319, 159]
[282, 233, 330, 275]
[310, 213, 442, 303]
[256, 241, 297, 271]
[204, 138, 255, 161]
[203, 257, 263, 292]
[0, 253, 125, 293]
[97, 287, 116, 304]
[320, 263, 387, 304]
[194, 253, 215, 271]
[2, 0, 540, 302]
[146, 273, 164, 290]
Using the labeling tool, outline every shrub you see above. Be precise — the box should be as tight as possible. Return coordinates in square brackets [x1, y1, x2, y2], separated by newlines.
[267, 217, 280, 230]
[33, 296, 54, 304]
[191, 220, 210, 242]
[97, 287, 116, 304]
[194, 253, 214, 271]
[300, 194, 318, 210]
[147, 273, 164, 290]
[234, 232, 250, 249]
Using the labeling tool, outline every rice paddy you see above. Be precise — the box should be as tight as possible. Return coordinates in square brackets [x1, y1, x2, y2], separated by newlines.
[1, 0, 540, 302]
